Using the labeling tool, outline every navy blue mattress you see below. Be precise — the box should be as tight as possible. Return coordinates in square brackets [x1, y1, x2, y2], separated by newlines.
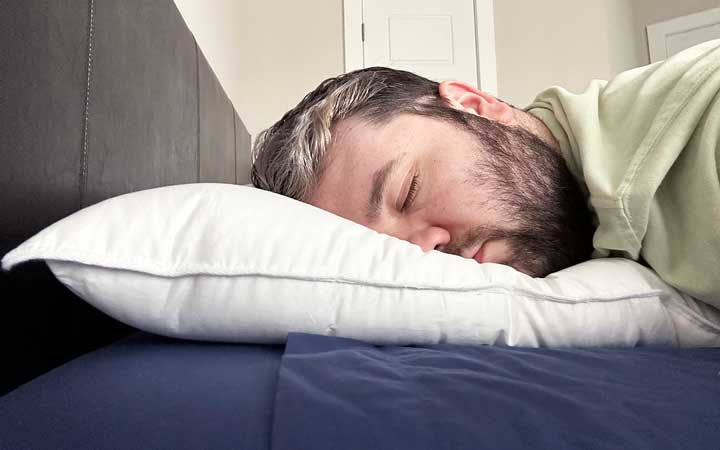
[1, 332, 719, 450]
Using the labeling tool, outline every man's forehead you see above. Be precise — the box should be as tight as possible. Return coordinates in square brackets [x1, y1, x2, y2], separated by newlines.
[323, 116, 385, 174]
[329, 116, 377, 153]
[317, 112, 461, 189]
[327, 113, 421, 161]
[309, 117, 389, 221]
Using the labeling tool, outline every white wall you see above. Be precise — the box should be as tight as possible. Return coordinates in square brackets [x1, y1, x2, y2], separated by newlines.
[174, 0, 719, 137]
[492, 0, 719, 106]
[630, 0, 720, 65]
[493, 0, 642, 107]
[173, 0, 344, 138]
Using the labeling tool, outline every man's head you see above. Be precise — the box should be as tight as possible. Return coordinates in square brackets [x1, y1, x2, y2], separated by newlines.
[252, 67, 594, 277]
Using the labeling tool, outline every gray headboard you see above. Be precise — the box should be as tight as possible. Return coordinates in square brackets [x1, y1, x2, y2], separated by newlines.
[0, 0, 251, 394]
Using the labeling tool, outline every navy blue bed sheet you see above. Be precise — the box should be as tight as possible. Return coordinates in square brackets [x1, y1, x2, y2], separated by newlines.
[1, 332, 719, 450]
[275, 334, 720, 450]
[0, 333, 283, 450]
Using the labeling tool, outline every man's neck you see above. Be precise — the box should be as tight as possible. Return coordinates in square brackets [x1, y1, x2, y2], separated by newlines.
[513, 108, 560, 152]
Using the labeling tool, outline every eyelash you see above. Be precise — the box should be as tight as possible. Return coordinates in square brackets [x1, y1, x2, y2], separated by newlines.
[401, 175, 419, 212]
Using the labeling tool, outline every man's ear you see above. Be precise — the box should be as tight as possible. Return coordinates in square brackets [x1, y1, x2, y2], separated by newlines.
[438, 81, 514, 125]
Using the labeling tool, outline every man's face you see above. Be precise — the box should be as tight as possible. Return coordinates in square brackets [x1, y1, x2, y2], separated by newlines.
[309, 112, 553, 275]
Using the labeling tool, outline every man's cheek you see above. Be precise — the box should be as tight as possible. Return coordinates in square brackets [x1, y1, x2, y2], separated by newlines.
[480, 239, 514, 265]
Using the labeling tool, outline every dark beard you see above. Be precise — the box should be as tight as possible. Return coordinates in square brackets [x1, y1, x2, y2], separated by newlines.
[447, 116, 595, 277]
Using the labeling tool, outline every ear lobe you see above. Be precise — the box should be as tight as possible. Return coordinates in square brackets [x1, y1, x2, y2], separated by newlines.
[438, 81, 514, 125]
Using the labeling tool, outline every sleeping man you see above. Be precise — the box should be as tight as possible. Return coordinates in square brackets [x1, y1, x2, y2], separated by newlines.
[251, 39, 720, 312]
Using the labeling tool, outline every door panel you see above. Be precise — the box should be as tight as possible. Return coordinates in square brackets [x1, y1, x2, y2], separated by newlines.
[647, 7, 720, 62]
[363, 0, 478, 85]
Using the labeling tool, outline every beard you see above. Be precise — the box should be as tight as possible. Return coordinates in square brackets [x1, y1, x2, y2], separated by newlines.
[443, 115, 595, 277]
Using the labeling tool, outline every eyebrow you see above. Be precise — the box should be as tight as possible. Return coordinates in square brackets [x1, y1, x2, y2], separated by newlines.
[367, 154, 404, 223]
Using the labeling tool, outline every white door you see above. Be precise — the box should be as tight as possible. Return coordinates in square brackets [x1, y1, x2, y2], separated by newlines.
[343, 0, 497, 94]
[647, 7, 720, 63]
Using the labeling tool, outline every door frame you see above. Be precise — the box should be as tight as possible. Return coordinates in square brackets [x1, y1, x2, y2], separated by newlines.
[646, 7, 720, 63]
[343, 0, 497, 96]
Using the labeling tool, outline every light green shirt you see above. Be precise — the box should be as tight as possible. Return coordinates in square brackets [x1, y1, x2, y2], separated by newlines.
[528, 39, 720, 310]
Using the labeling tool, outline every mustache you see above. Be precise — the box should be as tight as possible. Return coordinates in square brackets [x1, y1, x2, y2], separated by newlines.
[440, 224, 518, 256]
[441, 224, 550, 277]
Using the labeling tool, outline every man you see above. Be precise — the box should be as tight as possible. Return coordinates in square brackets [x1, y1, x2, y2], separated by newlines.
[252, 39, 720, 310]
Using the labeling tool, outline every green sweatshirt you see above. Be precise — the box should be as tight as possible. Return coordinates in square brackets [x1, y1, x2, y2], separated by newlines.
[528, 39, 720, 310]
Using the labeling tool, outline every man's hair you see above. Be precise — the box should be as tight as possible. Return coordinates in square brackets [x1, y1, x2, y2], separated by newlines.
[252, 67, 464, 201]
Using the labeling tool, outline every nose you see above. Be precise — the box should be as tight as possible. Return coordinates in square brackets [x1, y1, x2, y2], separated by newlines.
[405, 226, 451, 252]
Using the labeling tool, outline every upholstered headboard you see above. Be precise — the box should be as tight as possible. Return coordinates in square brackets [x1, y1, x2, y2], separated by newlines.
[0, 0, 251, 394]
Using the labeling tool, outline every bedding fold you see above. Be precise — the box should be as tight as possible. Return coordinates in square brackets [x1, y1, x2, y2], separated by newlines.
[271, 333, 720, 450]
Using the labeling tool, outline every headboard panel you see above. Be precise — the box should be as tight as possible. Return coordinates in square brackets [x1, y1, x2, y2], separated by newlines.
[198, 49, 238, 183]
[84, 0, 200, 204]
[1, 1, 88, 256]
[235, 112, 252, 183]
[1, 0, 251, 394]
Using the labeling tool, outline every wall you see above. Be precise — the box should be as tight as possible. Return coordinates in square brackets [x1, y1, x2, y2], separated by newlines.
[175, 0, 719, 137]
[630, 0, 720, 65]
[173, 0, 344, 138]
[493, 0, 642, 107]
[493, 0, 719, 107]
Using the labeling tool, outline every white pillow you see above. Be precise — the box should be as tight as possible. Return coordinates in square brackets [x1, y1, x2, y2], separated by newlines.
[2, 183, 719, 347]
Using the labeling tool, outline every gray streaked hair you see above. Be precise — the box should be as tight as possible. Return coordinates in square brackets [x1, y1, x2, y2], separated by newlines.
[251, 67, 463, 201]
